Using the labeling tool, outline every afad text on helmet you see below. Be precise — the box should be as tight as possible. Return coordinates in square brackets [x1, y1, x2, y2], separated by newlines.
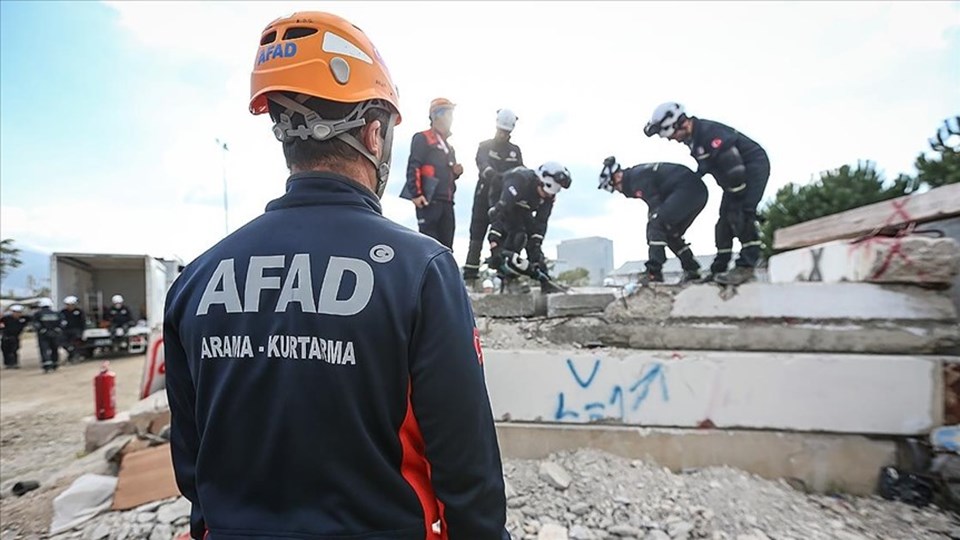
[256, 42, 298, 66]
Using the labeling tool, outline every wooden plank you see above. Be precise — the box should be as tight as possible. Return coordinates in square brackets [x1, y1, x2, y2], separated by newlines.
[112, 443, 181, 510]
[773, 183, 960, 251]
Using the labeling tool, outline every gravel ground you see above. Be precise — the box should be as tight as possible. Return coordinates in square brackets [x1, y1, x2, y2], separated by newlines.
[10, 448, 956, 540]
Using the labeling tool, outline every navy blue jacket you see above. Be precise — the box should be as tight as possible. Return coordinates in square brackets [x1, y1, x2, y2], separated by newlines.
[686, 117, 768, 194]
[404, 129, 461, 203]
[164, 172, 508, 540]
[620, 163, 705, 209]
[476, 138, 523, 208]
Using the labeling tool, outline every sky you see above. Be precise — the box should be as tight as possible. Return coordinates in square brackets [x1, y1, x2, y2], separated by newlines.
[1, 1, 958, 273]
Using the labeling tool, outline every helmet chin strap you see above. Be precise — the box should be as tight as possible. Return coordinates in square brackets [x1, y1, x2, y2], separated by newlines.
[268, 94, 398, 199]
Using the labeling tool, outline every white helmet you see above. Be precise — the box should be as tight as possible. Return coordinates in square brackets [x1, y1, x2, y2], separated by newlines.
[644, 102, 687, 138]
[598, 156, 622, 193]
[64, 295, 78, 305]
[38, 298, 53, 308]
[112, 295, 124, 304]
[496, 108, 518, 132]
[537, 161, 572, 196]
[10, 305, 23, 313]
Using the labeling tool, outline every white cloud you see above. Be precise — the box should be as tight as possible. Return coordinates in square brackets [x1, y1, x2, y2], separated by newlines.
[3, 1, 956, 273]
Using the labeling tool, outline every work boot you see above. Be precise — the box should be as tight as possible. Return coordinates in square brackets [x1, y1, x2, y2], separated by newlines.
[637, 271, 664, 286]
[715, 266, 756, 286]
[680, 270, 701, 284]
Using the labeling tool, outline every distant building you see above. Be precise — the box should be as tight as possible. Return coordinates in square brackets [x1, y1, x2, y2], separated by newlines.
[606, 254, 768, 285]
[554, 237, 614, 286]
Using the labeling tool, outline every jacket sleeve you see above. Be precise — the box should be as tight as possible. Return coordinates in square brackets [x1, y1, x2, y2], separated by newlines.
[514, 144, 524, 168]
[476, 141, 494, 179]
[405, 133, 428, 198]
[642, 166, 664, 210]
[409, 251, 509, 539]
[163, 285, 206, 538]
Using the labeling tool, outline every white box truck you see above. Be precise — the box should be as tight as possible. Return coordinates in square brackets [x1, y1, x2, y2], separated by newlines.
[50, 252, 183, 358]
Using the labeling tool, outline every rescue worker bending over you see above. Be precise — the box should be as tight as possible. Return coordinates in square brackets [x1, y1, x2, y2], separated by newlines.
[33, 298, 61, 373]
[164, 11, 508, 540]
[599, 157, 707, 284]
[106, 294, 132, 335]
[645, 102, 770, 285]
[463, 109, 523, 285]
[487, 162, 571, 293]
[60, 295, 85, 362]
[1, 305, 29, 369]
[401, 98, 464, 249]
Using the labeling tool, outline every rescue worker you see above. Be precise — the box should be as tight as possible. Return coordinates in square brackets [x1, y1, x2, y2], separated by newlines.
[164, 12, 508, 540]
[106, 294, 132, 334]
[60, 296, 86, 362]
[487, 162, 572, 293]
[463, 109, 524, 285]
[598, 157, 708, 283]
[33, 298, 61, 372]
[401, 97, 464, 249]
[1, 304, 29, 369]
[644, 103, 770, 285]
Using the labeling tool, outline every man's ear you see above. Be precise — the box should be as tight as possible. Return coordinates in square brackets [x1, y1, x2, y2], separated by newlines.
[362, 120, 383, 160]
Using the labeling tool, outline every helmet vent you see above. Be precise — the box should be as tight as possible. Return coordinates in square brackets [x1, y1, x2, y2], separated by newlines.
[260, 31, 277, 45]
[283, 27, 318, 40]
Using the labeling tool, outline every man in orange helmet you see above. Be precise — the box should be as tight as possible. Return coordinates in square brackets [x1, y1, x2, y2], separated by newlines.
[401, 98, 464, 249]
[163, 12, 509, 540]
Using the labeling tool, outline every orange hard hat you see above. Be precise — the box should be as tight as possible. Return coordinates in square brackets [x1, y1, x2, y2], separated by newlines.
[429, 97, 455, 117]
[249, 12, 401, 123]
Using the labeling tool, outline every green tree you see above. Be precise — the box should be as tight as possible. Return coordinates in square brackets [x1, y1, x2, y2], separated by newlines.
[758, 161, 910, 258]
[915, 116, 960, 189]
[557, 267, 590, 287]
[0, 238, 22, 281]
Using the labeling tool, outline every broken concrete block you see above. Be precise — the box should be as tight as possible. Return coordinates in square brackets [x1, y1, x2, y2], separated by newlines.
[538, 461, 572, 490]
[546, 288, 616, 317]
[84, 412, 134, 453]
[470, 292, 542, 318]
[129, 390, 170, 434]
[537, 523, 569, 540]
[769, 236, 960, 285]
[670, 283, 957, 321]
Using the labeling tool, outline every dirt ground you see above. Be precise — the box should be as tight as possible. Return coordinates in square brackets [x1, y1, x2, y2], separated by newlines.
[0, 333, 146, 537]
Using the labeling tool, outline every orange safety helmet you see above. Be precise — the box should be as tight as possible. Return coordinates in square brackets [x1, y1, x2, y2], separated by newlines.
[249, 11, 401, 122]
[429, 97, 455, 119]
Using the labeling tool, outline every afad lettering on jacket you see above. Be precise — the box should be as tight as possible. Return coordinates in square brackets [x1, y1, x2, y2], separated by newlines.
[195, 254, 375, 317]
[256, 41, 297, 66]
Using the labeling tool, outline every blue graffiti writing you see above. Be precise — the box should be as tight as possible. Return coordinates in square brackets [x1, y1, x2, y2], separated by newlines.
[553, 359, 668, 422]
[566, 358, 600, 388]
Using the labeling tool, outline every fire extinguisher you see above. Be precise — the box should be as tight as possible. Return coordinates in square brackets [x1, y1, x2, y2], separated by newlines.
[94, 361, 117, 420]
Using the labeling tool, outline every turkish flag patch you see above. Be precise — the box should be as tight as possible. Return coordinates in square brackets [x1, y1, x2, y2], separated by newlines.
[473, 327, 485, 365]
[711, 138, 723, 149]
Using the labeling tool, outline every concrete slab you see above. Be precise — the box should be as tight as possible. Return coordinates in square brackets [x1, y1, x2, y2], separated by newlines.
[129, 390, 170, 433]
[769, 237, 960, 285]
[531, 318, 960, 355]
[546, 288, 617, 317]
[84, 412, 134, 452]
[671, 283, 957, 321]
[495, 423, 897, 495]
[470, 292, 542, 318]
[484, 349, 945, 435]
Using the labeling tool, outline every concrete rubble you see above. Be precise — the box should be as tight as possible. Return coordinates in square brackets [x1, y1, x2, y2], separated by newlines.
[48, 449, 956, 540]
[474, 283, 960, 354]
[500, 449, 957, 540]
